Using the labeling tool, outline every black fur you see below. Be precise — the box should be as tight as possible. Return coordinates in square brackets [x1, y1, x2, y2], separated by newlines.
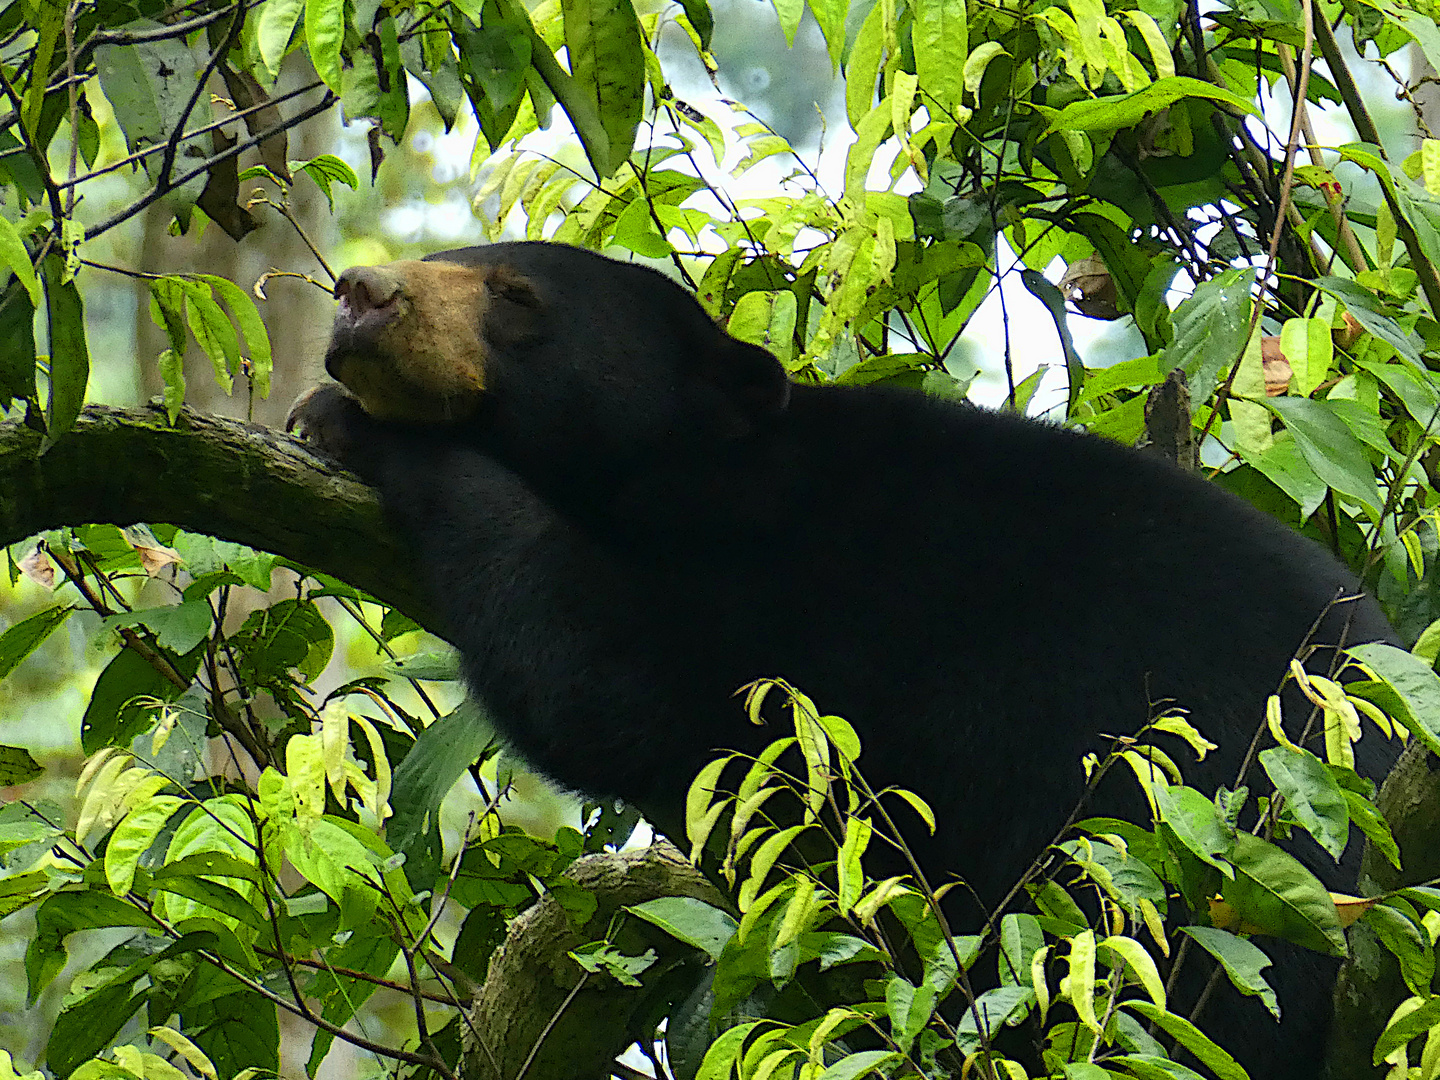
[293, 241, 1399, 1077]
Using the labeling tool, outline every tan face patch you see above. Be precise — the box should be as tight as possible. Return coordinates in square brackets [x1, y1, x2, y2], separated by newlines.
[327, 259, 505, 423]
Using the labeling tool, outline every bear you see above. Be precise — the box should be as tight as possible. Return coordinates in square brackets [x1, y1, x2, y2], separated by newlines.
[287, 239, 1400, 1078]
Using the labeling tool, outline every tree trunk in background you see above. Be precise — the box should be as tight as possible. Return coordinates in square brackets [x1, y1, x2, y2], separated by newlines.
[132, 55, 339, 427]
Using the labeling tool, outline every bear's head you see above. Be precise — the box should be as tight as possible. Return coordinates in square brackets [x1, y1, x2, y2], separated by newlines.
[323, 242, 791, 461]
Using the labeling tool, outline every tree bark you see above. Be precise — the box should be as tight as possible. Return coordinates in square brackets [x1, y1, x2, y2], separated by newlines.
[466, 842, 726, 1080]
[0, 402, 437, 629]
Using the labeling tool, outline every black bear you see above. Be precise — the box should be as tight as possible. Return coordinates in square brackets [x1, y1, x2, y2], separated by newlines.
[288, 240, 1399, 1078]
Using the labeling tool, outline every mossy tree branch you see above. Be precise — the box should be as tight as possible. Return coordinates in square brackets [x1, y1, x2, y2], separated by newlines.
[0, 403, 439, 629]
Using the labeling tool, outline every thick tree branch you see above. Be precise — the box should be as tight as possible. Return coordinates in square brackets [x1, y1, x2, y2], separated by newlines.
[466, 842, 727, 1080]
[0, 403, 439, 629]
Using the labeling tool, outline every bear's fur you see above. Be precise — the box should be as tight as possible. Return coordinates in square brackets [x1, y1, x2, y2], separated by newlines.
[289, 240, 1399, 1077]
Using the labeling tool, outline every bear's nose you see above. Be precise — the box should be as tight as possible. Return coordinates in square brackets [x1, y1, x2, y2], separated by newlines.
[334, 266, 402, 316]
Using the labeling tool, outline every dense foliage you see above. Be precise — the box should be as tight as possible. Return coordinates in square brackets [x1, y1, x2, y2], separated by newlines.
[7, 0, 1440, 1073]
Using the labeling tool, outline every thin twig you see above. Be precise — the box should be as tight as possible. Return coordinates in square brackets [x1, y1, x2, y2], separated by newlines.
[1312, 9, 1440, 315]
[56, 79, 325, 190]
[86, 92, 337, 241]
[1278, 44, 1367, 271]
[512, 974, 590, 1080]
[1193, 0, 1313, 454]
[62, 0, 79, 217]
[156, 1, 246, 191]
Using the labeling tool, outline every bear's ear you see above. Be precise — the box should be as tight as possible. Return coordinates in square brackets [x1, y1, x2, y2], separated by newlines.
[480, 265, 544, 346]
[703, 338, 791, 437]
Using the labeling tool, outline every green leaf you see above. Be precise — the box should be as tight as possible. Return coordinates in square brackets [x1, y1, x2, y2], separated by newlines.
[563, 0, 644, 176]
[0, 745, 43, 785]
[771, 0, 801, 41]
[22, 3, 62, 140]
[954, 984, 1036, 1049]
[1050, 75, 1258, 133]
[818, 1051, 902, 1080]
[1279, 317, 1331, 397]
[304, 0, 345, 93]
[194, 276, 272, 398]
[1260, 396, 1379, 511]
[256, 0, 305, 79]
[461, 18, 532, 113]
[27, 890, 154, 1000]
[611, 198, 675, 258]
[1373, 995, 1440, 1064]
[1121, 1001, 1248, 1078]
[1239, 434, 1326, 520]
[1366, 902, 1435, 994]
[152, 874, 267, 932]
[1021, 268, 1084, 412]
[845, 1, 884, 128]
[172, 533, 276, 591]
[149, 276, 187, 355]
[1102, 935, 1167, 1009]
[387, 699, 493, 880]
[181, 282, 241, 394]
[964, 42, 1008, 96]
[41, 258, 89, 449]
[102, 601, 213, 655]
[294, 154, 360, 212]
[1162, 268, 1252, 403]
[48, 976, 148, 1079]
[373, 16, 409, 141]
[94, 35, 208, 182]
[885, 976, 936, 1049]
[0, 215, 40, 308]
[912, 0, 967, 112]
[1229, 325, 1270, 454]
[837, 815, 871, 913]
[695, 1020, 768, 1080]
[0, 605, 72, 681]
[80, 647, 192, 755]
[999, 912, 1045, 985]
[1220, 832, 1347, 956]
[628, 896, 737, 960]
[380, 650, 460, 680]
[1344, 789, 1400, 869]
[1179, 925, 1278, 1019]
[158, 348, 185, 422]
[186, 989, 279, 1080]
[1154, 783, 1233, 872]
[1348, 642, 1440, 755]
[676, 0, 713, 49]
[1357, 357, 1440, 426]
[1258, 746, 1349, 860]
[0, 870, 50, 918]
[0, 279, 38, 407]
[105, 795, 185, 896]
[1059, 836, 1167, 914]
[157, 795, 259, 930]
[1312, 275, 1422, 368]
[807, 0, 847, 69]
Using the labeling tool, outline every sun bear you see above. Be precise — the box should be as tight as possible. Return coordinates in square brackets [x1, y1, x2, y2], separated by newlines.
[288, 240, 1399, 1078]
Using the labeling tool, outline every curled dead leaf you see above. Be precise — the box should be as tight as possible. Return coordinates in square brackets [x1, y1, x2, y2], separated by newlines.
[18, 546, 54, 589]
[1060, 255, 1121, 320]
[1329, 892, 1377, 928]
[218, 63, 290, 182]
[134, 543, 182, 577]
[1334, 311, 1364, 352]
[1208, 896, 1270, 936]
[1261, 336, 1291, 396]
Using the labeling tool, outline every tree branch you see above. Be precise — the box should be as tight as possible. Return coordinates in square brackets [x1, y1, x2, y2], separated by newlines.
[0, 403, 439, 630]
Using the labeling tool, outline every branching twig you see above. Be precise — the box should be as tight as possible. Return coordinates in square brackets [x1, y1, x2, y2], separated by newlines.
[86, 92, 337, 241]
